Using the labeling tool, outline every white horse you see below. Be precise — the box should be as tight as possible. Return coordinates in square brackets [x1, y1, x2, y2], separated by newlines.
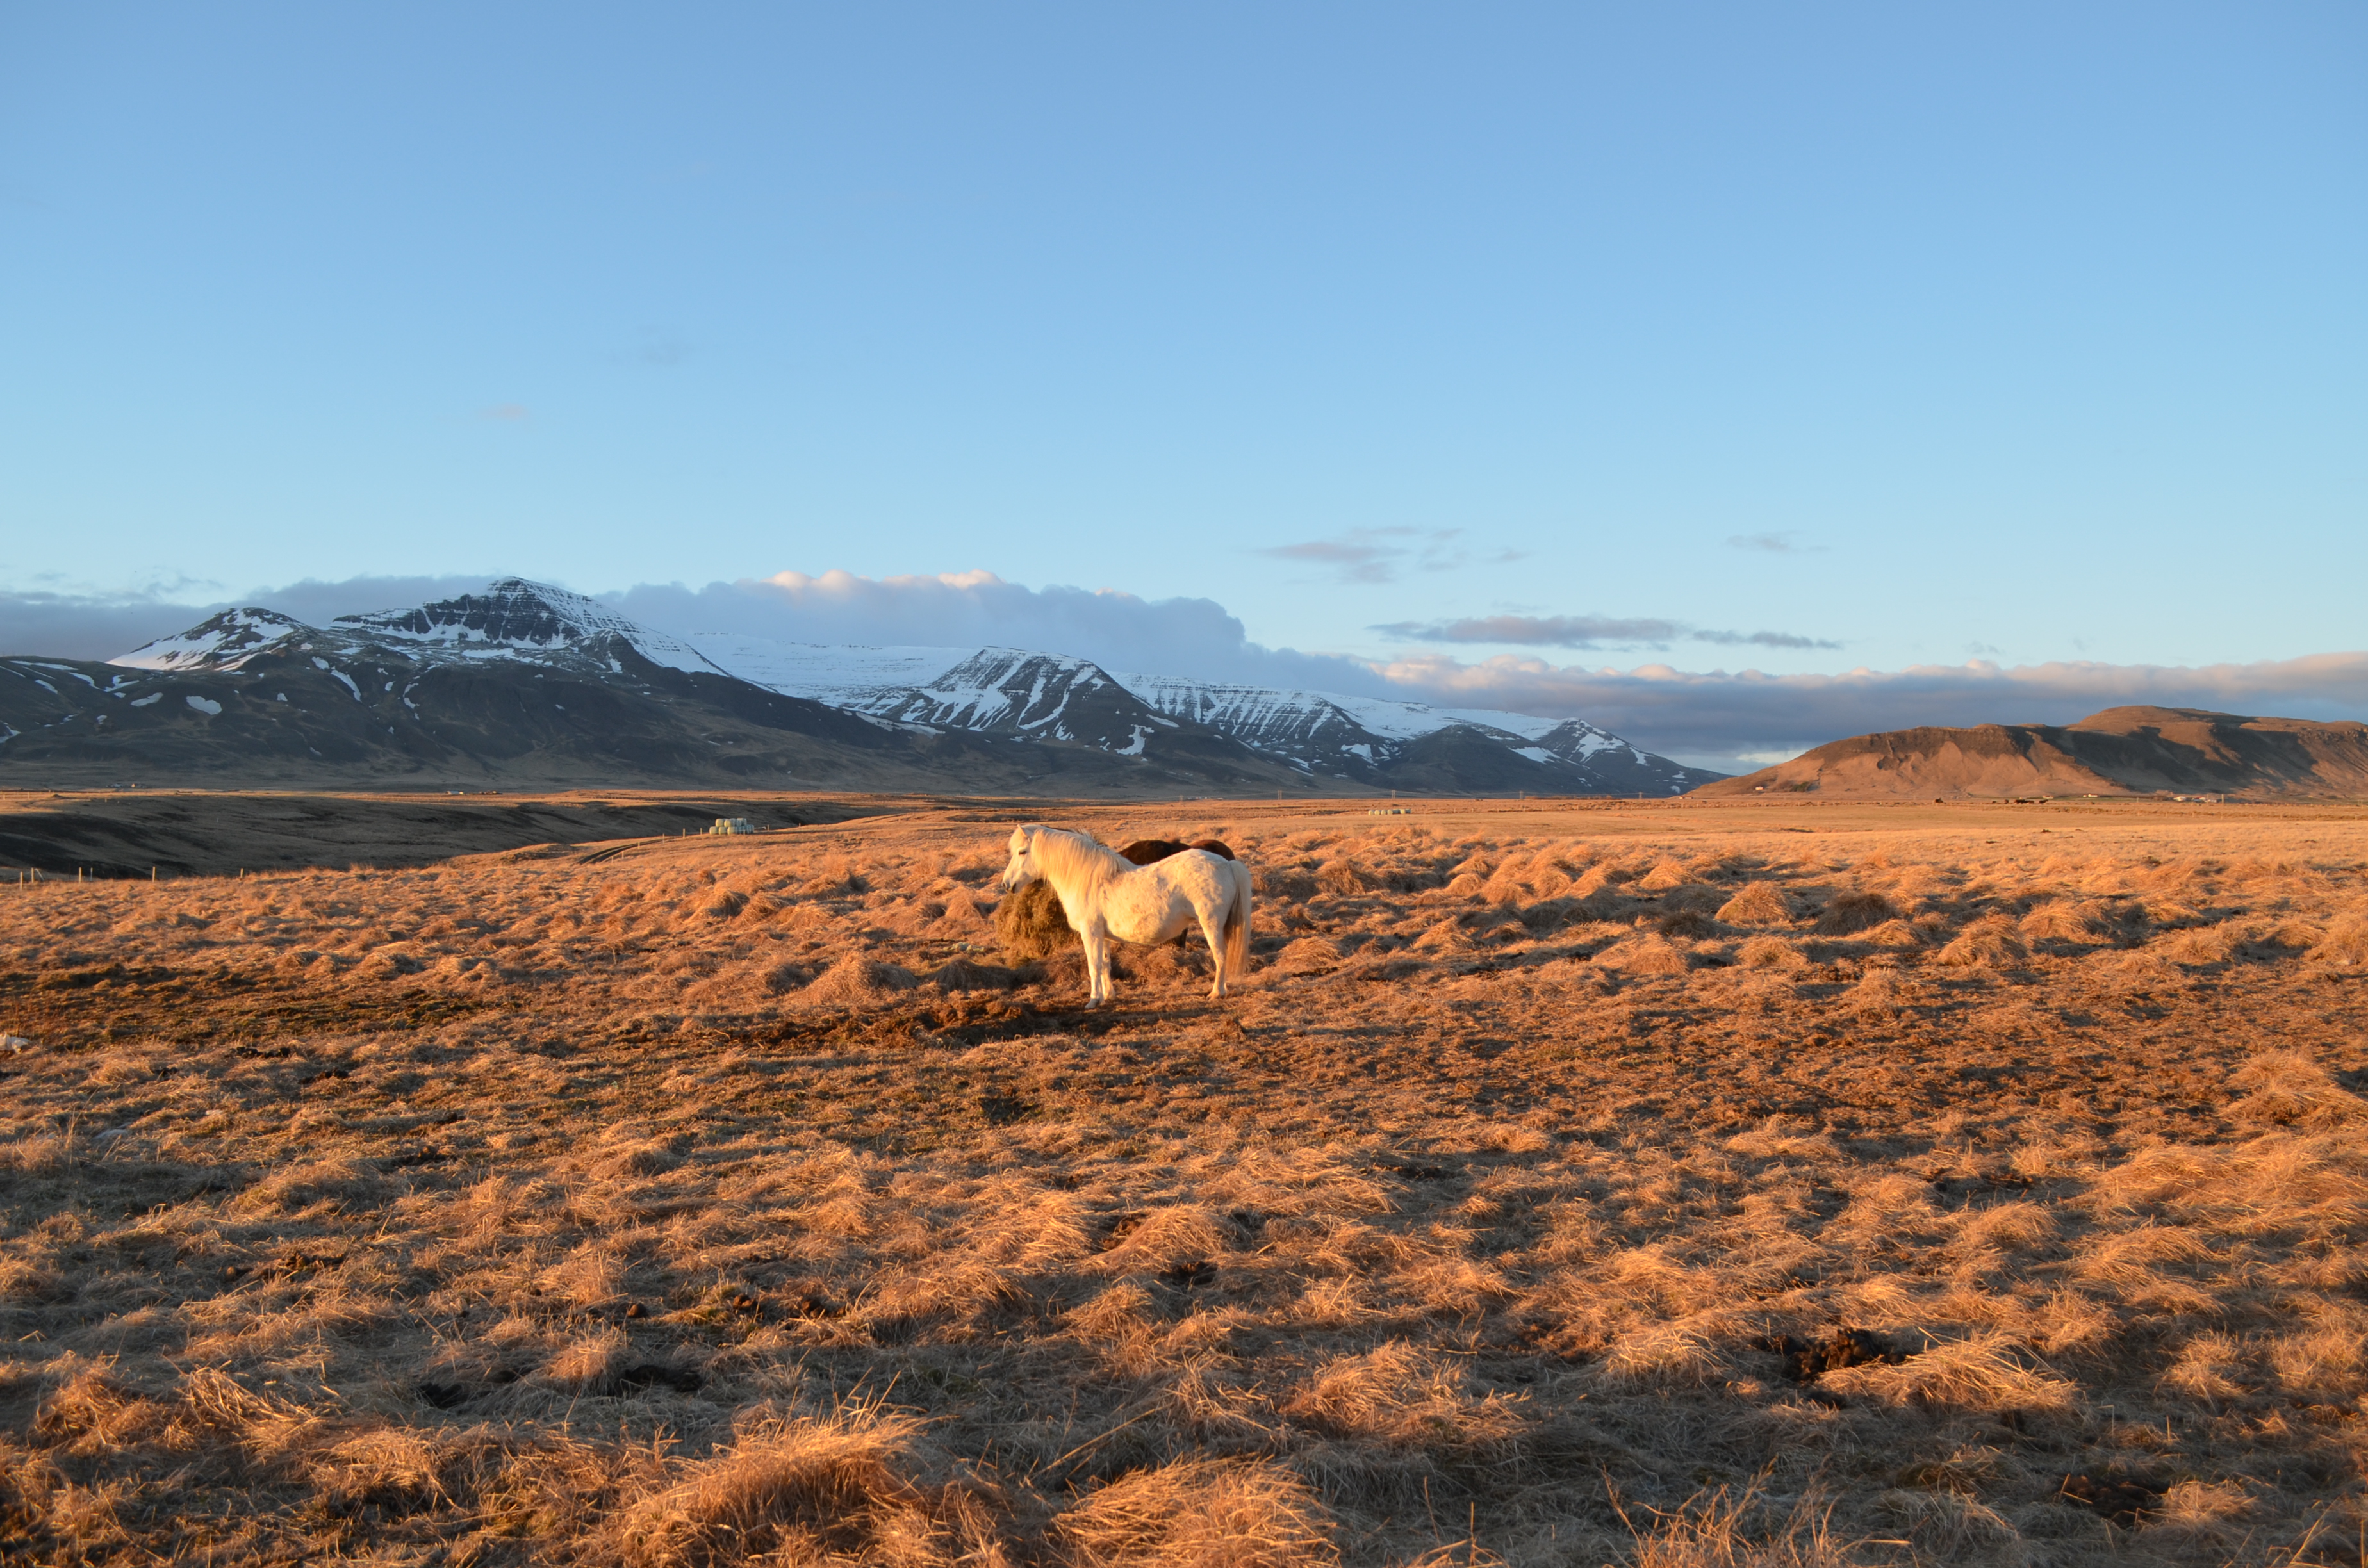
[999, 824, 1253, 1006]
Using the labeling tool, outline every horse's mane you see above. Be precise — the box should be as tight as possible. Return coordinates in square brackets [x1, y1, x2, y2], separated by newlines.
[1029, 826, 1131, 891]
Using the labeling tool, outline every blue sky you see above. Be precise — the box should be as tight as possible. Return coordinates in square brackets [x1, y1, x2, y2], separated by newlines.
[3, 4, 2363, 767]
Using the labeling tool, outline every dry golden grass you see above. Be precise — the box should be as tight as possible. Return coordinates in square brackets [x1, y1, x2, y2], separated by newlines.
[1, 794, 2365, 1564]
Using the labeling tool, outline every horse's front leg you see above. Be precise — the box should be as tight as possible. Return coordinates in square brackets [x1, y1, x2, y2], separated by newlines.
[1081, 924, 1111, 1007]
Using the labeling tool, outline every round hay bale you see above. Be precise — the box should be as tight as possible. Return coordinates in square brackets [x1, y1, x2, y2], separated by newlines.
[994, 881, 1077, 960]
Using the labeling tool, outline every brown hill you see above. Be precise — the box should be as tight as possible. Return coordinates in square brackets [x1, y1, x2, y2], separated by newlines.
[1697, 706, 2368, 799]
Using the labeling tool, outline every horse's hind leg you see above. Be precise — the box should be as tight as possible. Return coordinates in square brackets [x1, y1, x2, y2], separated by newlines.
[1196, 902, 1229, 998]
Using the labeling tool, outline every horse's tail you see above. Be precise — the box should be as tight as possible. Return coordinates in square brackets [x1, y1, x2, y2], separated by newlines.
[1222, 862, 1253, 980]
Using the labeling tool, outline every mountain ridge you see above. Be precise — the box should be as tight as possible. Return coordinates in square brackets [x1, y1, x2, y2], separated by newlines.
[1697, 705, 2368, 799]
[2, 578, 1723, 795]
[675, 631, 1718, 794]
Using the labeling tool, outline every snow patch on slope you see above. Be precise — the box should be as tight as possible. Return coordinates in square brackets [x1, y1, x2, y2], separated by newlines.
[337, 578, 725, 676]
[113, 609, 307, 672]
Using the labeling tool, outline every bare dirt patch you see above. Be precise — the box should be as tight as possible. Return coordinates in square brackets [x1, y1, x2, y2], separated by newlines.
[2, 796, 2365, 1564]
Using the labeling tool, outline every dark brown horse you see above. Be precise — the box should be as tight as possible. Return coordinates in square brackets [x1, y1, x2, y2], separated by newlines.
[1117, 838, 1235, 866]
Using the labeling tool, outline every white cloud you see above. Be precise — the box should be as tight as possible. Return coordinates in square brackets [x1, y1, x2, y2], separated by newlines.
[1254, 528, 1464, 585]
[1369, 612, 1839, 651]
[604, 571, 1392, 695]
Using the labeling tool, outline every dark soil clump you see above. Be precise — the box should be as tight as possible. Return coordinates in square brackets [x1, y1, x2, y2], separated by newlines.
[2058, 1473, 2163, 1527]
[1767, 1327, 1910, 1382]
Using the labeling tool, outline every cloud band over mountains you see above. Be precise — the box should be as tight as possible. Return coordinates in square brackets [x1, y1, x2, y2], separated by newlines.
[1370, 613, 1841, 651]
[4, 571, 2363, 767]
[1372, 649, 2368, 762]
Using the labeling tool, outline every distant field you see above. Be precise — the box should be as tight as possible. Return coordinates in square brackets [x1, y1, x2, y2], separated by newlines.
[0, 788, 905, 878]
[3, 794, 2364, 1565]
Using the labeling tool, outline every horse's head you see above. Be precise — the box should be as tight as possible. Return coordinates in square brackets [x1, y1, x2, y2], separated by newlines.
[1000, 824, 1048, 893]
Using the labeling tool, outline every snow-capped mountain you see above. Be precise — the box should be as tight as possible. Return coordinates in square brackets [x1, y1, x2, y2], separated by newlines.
[1108, 673, 1392, 766]
[9, 579, 1719, 793]
[841, 650, 1183, 754]
[677, 633, 1720, 794]
[3, 580, 1300, 792]
[334, 578, 723, 675]
[112, 608, 315, 673]
[118, 578, 723, 680]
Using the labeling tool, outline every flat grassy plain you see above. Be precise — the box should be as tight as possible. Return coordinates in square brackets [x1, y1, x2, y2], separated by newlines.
[3, 793, 2365, 1566]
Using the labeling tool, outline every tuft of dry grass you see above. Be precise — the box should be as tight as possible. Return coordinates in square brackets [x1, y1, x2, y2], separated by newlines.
[1821, 1331, 2077, 1412]
[2310, 908, 2368, 967]
[1933, 913, 2028, 968]
[805, 953, 919, 1005]
[1596, 933, 1691, 976]
[2228, 1048, 2368, 1127]
[1714, 882, 1795, 927]
[231, 1156, 381, 1215]
[1625, 1487, 1862, 1568]
[1598, 1320, 1729, 1387]
[1058, 1457, 1337, 1568]
[611, 1406, 946, 1567]
[994, 878, 1076, 960]
[1281, 1342, 1525, 1452]
[1814, 890, 1898, 935]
